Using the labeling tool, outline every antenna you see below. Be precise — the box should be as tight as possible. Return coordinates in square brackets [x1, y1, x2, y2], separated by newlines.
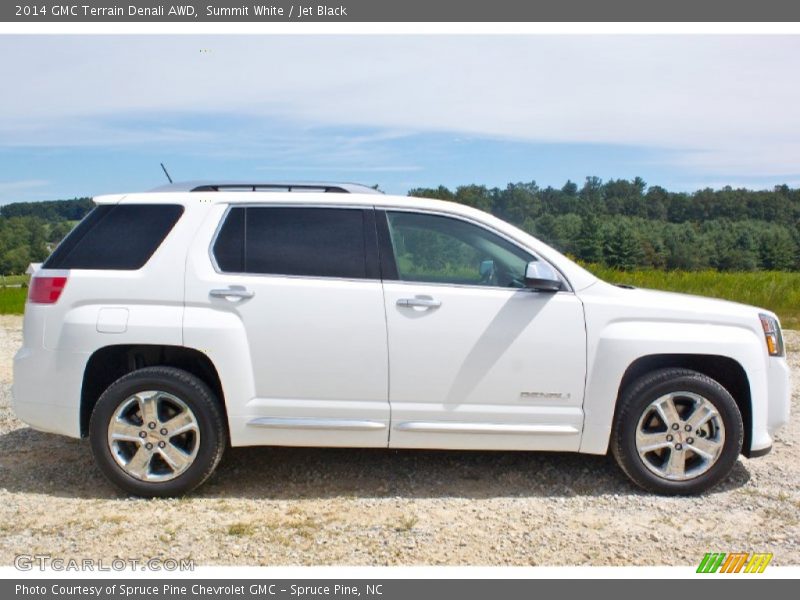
[160, 163, 173, 184]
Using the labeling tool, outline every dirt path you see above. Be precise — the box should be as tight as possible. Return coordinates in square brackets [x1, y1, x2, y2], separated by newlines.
[0, 315, 797, 566]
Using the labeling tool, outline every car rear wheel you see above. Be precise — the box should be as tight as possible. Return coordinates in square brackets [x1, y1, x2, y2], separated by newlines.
[89, 367, 226, 497]
[612, 368, 743, 495]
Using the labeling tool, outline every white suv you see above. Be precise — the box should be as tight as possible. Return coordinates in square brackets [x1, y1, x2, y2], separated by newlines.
[12, 182, 791, 497]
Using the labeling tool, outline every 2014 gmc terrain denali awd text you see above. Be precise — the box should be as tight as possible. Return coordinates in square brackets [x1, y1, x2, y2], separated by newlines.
[11, 182, 791, 497]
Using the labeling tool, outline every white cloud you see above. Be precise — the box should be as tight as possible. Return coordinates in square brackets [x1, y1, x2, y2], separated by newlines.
[1, 35, 799, 177]
[0, 179, 49, 193]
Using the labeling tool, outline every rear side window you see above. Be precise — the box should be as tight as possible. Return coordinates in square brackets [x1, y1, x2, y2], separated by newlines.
[212, 207, 369, 279]
[43, 204, 184, 270]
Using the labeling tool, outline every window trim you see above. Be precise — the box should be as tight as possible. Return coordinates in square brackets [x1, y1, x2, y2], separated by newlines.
[376, 208, 574, 293]
[208, 203, 381, 282]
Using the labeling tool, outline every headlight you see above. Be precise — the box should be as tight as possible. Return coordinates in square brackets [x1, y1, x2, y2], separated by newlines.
[759, 313, 785, 357]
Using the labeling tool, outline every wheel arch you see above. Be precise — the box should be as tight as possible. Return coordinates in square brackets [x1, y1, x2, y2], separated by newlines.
[614, 354, 753, 456]
[80, 344, 226, 438]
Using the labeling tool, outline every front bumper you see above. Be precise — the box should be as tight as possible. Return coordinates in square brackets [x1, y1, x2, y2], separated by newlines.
[748, 444, 772, 458]
[766, 357, 791, 436]
[748, 356, 791, 456]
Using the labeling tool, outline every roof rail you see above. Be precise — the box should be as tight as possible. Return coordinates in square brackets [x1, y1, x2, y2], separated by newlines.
[149, 181, 383, 194]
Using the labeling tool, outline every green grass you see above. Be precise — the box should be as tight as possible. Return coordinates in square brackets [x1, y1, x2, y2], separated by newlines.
[0, 287, 26, 314]
[0, 268, 797, 329]
[0, 274, 29, 286]
[395, 514, 419, 532]
[587, 265, 800, 329]
[226, 522, 256, 536]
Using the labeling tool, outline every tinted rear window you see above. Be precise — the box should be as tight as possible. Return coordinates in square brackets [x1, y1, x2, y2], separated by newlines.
[212, 207, 368, 279]
[43, 204, 184, 270]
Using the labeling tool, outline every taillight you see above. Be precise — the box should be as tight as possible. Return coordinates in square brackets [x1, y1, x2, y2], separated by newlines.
[28, 276, 68, 304]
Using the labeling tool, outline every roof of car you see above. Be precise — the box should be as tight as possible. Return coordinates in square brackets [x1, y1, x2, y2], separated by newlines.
[95, 190, 468, 220]
[95, 180, 422, 210]
[148, 181, 383, 194]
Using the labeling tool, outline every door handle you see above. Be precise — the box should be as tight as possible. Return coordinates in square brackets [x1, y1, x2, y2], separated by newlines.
[209, 286, 255, 300]
[397, 297, 442, 309]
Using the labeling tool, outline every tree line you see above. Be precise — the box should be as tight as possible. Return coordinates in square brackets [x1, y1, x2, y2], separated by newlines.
[408, 178, 800, 271]
[0, 198, 91, 275]
[1, 181, 800, 275]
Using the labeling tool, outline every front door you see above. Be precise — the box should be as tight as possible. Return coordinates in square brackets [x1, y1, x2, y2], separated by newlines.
[380, 210, 586, 451]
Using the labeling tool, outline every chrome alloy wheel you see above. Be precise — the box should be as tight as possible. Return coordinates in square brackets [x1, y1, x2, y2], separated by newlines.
[107, 391, 200, 482]
[635, 392, 726, 481]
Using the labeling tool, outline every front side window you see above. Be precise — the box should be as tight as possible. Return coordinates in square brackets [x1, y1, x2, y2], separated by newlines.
[385, 211, 533, 287]
[213, 206, 369, 279]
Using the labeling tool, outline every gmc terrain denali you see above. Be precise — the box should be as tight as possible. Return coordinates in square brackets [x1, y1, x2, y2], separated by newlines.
[12, 182, 791, 497]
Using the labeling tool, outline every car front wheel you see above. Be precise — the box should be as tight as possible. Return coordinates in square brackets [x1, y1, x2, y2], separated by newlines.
[612, 368, 743, 495]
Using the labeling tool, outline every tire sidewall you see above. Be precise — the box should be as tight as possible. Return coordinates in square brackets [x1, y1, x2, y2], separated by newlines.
[89, 368, 223, 497]
[616, 372, 743, 495]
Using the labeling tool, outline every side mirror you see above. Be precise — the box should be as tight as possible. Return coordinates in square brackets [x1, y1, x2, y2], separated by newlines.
[524, 261, 562, 292]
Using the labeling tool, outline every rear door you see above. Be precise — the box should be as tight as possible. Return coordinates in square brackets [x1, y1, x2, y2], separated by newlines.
[185, 204, 390, 447]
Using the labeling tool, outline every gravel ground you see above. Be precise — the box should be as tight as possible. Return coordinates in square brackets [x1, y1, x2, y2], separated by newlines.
[0, 314, 797, 566]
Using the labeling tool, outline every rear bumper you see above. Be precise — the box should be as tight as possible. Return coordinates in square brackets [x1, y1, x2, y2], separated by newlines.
[12, 345, 89, 438]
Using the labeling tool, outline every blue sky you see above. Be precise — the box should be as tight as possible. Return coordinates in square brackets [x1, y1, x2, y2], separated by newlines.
[1, 35, 799, 203]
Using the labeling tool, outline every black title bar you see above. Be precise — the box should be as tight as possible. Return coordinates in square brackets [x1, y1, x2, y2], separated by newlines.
[4, 0, 800, 22]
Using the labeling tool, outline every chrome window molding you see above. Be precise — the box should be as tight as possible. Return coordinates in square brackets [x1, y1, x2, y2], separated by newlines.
[206, 202, 574, 293]
[206, 204, 380, 283]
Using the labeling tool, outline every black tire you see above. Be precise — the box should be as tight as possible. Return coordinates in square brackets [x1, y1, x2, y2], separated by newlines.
[611, 368, 743, 495]
[89, 366, 226, 497]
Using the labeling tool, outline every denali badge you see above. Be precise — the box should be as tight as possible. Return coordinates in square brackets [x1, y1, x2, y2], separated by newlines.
[520, 391, 572, 401]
